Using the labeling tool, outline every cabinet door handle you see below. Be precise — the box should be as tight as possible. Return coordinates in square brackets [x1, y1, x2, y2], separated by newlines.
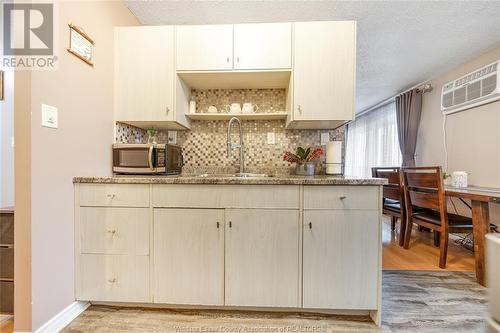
[339, 195, 347, 200]
[108, 278, 117, 283]
[309, 222, 312, 229]
[237, 57, 239, 63]
[298, 105, 302, 115]
[106, 194, 116, 199]
[166, 107, 170, 115]
[226, 57, 230, 63]
[107, 229, 117, 235]
[217, 221, 220, 229]
[229, 221, 232, 228]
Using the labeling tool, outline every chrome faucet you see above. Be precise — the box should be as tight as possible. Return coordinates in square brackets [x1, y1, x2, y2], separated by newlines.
[227, 117, 245, 173]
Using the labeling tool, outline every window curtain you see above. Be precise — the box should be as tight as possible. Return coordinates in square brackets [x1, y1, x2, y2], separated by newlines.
[345, 102, 402, 177]
[395, 89, 423, 167]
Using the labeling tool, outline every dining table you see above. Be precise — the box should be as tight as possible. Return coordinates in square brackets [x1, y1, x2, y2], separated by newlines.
[445, 185, 500, 286]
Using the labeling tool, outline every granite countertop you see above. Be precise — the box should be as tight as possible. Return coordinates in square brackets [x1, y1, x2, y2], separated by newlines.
[73, 174, 387, 185]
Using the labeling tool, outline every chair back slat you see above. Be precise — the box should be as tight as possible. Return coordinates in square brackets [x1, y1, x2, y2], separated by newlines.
[405, 172, 440, 189]
[383, 186, 400, 201]
[377, 171, 401, 185]
[408, 190, 440, 210]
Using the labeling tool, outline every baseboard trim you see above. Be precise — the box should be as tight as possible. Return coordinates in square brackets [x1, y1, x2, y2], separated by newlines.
[33, 301, 89, 333]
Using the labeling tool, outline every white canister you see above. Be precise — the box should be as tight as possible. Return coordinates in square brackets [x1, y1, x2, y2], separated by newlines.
[451, 171, 468, 188]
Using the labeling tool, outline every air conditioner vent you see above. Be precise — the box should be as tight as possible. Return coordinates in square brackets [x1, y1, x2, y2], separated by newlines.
[441, 60, 500, 114]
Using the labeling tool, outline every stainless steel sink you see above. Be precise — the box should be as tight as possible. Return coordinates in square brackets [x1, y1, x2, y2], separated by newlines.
[193, 173, 274, 178]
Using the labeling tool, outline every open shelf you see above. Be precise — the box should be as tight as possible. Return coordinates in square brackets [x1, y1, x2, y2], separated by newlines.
[177, 70, 291, 89]
[186, 112, 288, 121]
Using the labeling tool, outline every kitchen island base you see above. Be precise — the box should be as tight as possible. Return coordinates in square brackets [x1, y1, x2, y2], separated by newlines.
[74, 178, 385, 326]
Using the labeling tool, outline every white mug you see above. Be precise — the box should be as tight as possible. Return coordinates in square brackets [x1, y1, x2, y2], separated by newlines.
[242, 103, 259, 114]
[226, 103, 241, 113]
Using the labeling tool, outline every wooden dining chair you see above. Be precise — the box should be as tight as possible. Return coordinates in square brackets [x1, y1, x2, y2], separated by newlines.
[402, 166, 473, 268]
[372, 167, 406, 246]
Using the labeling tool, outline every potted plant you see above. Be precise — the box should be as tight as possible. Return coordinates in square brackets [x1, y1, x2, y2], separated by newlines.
[147, 128, 158, 144]
[283, 146, 324, 176]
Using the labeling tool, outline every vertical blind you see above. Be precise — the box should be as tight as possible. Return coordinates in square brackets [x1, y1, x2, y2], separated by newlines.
[344, 102, 402, 177]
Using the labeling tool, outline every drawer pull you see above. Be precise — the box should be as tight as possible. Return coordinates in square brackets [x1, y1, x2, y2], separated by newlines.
[339, 195, 347, 200]
[216, 221, 220, 229]
[106, 194, 116, 199]
[309, 222, 312, 229]
[229, 221, 232, 228]
[107, 229, 117, 235]
[108, 278, 117, 283]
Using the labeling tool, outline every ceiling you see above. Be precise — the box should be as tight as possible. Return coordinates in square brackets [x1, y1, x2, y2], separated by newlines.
[124, 0, 500, 113]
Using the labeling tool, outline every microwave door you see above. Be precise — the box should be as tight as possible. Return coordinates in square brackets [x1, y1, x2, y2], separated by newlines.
[113, 146, 155, 174]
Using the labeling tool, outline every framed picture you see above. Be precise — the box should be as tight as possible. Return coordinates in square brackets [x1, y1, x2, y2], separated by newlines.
[67, 24, 94, 66]
[0, 71, 4, 101]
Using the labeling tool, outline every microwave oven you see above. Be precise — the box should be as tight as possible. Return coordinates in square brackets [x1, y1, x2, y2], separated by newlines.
[112, 143, 182, 175]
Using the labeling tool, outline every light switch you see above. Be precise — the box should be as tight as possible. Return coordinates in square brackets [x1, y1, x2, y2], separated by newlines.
[320, 131, 329, 145]
[267, 132, 276, 145]
[41, 104, 58, 129]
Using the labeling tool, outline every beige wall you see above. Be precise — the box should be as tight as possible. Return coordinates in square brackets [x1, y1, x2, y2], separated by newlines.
[416, 45, 500, 224]
[14, 1, 138, 331]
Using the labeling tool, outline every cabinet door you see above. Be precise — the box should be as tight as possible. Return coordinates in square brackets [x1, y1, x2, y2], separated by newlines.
[176, 25, 233, 70]
[293, 21, 356, 121]
[115, 26, 174, 122]
[154, 209, 224, 305]
[233, 23, 292, 70]
[303, 210, 379, 309]
[225, 209, 299, 307]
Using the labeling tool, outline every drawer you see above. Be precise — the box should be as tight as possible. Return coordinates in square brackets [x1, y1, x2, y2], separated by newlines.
[153, 185, 299, 209]
[304, 186, 380, 210]
[77, 254, 149, 302]
[0, 213, 14, 245]
[79, 184, 150, 207]
[80, 207, 149, 255]
[0, 247, 14, 279]
[0, 281, 13, 313]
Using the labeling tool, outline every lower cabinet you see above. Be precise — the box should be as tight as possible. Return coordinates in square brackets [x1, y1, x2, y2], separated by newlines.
[77, 254, 149, 302]
[303, 210, 379, 309]
[224, 209, 300, 307]
[154, 208, 225, 305]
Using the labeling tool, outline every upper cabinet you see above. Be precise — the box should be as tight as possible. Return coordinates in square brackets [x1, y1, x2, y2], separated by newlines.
[233, 23, 292, 70]
[115, 26, 189, 130]
[288, 21, 356, 129]
[176, 23, 292, 71]
[176, 25, 234, 71]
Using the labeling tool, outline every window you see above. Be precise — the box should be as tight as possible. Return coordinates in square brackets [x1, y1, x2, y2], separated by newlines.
[344, 102, 401, 177]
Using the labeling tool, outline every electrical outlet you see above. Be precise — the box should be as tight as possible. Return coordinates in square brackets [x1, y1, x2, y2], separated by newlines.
[267, 132, 276, 145]
[320, 131, 329, 145]
[41, 104, 58, 129]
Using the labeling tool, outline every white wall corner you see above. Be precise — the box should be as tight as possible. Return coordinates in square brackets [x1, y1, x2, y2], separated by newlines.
[32, 301, 89, 333]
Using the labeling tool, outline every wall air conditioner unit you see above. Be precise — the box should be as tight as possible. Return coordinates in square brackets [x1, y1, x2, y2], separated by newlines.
[441, 60, 500, 114]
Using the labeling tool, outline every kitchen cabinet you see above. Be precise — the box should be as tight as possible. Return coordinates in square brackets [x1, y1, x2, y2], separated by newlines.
[289, 21, 356, 129]
[115, 26, 190, 130]
[303, 210, 379, 309]
[154, 208, 224, 305]
[224, 209, 300, 307]
[233, 23, 292, 70]
[176, 25, 234, 70]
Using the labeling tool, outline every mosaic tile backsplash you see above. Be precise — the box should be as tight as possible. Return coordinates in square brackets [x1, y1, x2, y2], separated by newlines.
[191, 89, 286, 114]
[116, 89, 346, 175]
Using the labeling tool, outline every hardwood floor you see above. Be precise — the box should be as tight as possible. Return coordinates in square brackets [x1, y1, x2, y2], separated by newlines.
[0, 315, 13, 333]
[382, 218, 475, 271]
